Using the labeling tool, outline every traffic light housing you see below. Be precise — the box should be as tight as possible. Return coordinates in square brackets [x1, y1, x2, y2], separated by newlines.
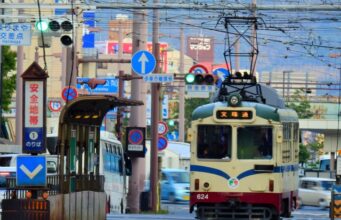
[185, 73, 217, 85]
[35, 20, 73, 46]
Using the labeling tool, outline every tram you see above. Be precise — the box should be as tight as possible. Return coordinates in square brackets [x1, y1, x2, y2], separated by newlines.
[189, 73, 299, 220]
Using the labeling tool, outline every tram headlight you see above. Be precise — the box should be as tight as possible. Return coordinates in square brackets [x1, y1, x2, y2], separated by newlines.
[202, 182, 211, 191]
[228, 93, 242, 107]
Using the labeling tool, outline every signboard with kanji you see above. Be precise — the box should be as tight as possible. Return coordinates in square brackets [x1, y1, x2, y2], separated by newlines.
[0, 23, 32, 46]
[22, 62, 48, 153]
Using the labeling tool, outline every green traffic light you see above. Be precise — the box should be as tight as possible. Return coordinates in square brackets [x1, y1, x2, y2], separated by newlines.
[168, 120, 175, 126]
[35, 20, 49, 32]
[185, 74, 195, 84]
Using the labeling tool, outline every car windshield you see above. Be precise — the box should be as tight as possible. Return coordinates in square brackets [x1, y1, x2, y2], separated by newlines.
[321, 180, 334, 190]
[169, 172, 189, 183]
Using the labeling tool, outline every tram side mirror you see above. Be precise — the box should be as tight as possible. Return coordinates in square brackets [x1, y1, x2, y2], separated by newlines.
[124, 153, 132, 176]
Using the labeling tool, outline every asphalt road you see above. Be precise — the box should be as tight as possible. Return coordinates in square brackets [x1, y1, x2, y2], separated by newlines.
[107, 201, 331, 220]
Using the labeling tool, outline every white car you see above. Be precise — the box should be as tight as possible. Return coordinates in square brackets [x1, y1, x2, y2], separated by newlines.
[298, 177, 335, 209]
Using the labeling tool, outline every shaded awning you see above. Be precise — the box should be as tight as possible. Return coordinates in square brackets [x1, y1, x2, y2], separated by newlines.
[59, 95, 143, 126]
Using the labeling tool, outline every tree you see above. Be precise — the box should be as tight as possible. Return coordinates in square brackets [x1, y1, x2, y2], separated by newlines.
[2, 46, 16, 112]
[286, 89, 313, 119]
[299, 143, 310, 165]
[185, 97, 209, 132]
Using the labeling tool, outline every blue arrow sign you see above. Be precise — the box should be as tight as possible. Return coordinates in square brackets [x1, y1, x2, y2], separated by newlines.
[213, 68, 230, 87]
[16, 156, 46, 186]
[131, 50, 156, 76]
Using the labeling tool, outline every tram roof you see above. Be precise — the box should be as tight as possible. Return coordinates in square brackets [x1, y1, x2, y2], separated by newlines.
[192, 101, 298, 122]
[59, 95, 143, 125]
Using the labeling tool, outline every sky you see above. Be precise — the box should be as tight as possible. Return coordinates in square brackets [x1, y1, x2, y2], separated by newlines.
[90, 0, 341, 79]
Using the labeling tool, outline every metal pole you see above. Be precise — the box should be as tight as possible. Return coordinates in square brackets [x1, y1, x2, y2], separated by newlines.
[178, 27, 185, 142]
[127, 2, 147, 212]
[151, 0, 160, 211]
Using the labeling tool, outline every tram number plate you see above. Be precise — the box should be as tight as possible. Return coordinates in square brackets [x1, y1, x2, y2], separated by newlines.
[196, 193, 209, 200]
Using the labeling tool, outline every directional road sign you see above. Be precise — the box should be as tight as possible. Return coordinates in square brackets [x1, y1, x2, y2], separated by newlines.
[16, 155, 46, 186]
[131, 50, 156, 76]
[213, 68, 230, 87]
[143, 74, 174, 83]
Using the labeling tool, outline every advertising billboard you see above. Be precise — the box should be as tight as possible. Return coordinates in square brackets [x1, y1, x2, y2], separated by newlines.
[187, 36, 214, 63]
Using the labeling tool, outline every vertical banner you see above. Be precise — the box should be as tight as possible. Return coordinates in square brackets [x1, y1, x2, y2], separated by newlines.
[83, 11, 95, 48]
[22, 62, 48, 153]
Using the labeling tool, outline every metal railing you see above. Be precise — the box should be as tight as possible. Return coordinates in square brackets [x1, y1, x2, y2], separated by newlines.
[5, 174, 104, 199]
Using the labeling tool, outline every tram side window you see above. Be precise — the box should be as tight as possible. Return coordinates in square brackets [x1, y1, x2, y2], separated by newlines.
[104, 144, 111, 171]
[197, 125, 232, 159]
[237, 126, 272, 159]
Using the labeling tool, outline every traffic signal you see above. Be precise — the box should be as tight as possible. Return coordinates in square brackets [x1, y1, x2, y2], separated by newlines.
[185, 73, 217, 85]
[35, 20, 50, 32]
[35, 19, 73, 46]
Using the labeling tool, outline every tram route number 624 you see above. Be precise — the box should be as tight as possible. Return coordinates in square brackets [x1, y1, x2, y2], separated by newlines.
[197, 193, 209, 200]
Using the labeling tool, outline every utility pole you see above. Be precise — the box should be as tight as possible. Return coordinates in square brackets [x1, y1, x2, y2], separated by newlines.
[178, 27, 185, 142]
[127, 1, 147, 212]
[150, 0, 160, 212]
[15, 0, 24, 145]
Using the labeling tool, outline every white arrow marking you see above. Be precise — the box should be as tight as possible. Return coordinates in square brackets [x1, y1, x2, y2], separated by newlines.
[217, 70, 225, 79]
[20, 164, 43, 179]
[138, 52, 149, 74]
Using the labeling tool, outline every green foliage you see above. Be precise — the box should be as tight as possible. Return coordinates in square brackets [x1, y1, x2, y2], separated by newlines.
[185, 98, 209, 132]
[299, 143, 310, 164]
[2, 46, 16, 112]
[286, 89, 313, 119]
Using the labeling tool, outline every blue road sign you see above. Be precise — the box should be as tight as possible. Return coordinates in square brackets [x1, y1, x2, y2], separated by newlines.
[82, 11, 95, 48]
[128, 129, 143, 145]
[76, 77, 118, 94]
[23, 127, 44, 153]
[62, 86, 78, 101]
[158, 136, 168, 151]
[131, 50, 156, 76]
[17, 156, 46, 186]
[213, 68, 230, 87]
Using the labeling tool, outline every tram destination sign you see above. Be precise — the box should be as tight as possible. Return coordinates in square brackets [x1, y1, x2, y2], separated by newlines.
[214, 108, 255, 122]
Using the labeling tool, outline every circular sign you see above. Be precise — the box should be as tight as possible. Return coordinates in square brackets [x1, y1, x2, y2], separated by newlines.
[158, 121, 168, 135]
[131, 50, 156, 76]
[61, 86, 78, 102]
[158, 136, 168, 151]
[213, 68, 230, 87]
[189, 64, 209, 74]
[48, 100, 62, 112]
[128, 129, 143, 145]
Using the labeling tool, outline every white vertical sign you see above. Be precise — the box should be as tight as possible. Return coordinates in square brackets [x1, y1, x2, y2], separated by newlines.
[25, 81, 43, 127]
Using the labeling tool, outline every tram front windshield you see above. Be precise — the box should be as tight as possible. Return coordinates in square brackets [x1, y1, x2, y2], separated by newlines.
[237, 126, 273, 159]
[196, 125, 272, 160]
[197, 125, 232, 159]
